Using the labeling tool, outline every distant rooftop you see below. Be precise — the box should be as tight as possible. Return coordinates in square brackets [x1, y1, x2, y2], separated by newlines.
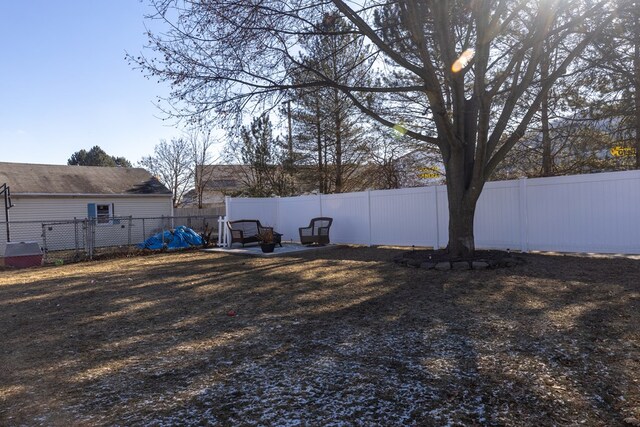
[0, 162, 171, 196]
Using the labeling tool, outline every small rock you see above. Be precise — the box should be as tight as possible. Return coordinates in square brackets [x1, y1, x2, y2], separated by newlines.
[623, 418, 640, 426]
[472, 261, 489, 270]
[452, 261, 470, 270]
[435, 262, 451, 271]
[420, 262, 437, 270]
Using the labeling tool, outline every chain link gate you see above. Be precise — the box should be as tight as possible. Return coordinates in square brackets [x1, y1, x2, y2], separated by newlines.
[3, 214, 220, 264]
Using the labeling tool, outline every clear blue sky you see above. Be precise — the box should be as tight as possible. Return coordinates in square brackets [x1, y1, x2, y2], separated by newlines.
[0, 1, 189, 166]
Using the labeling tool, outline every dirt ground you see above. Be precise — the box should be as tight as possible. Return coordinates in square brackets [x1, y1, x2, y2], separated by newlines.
[0, 246, 638, 426]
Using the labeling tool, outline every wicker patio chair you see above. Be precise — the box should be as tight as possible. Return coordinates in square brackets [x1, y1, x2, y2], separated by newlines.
[299, 217, 333, 245]
[227, 219, 282, 247]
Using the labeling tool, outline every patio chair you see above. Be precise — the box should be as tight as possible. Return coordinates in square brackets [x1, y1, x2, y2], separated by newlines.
[299, 217, 333, 245]
[227, 219, 282, 248]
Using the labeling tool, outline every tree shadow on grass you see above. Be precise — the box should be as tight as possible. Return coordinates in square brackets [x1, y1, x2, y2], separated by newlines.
[0, 248, 638, 425]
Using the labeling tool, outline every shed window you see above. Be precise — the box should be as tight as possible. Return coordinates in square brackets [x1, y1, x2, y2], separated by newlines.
[88, 203, 114, 224]
[96, 204, 111, 224]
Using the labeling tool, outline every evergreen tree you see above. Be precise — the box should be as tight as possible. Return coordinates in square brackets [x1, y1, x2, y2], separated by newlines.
[237, 114, 295, 197]
[290, 14, 373, 193]
[580, 1, 640, 168]
[497, 1, 640, 178]
[68, 146, 132, 168]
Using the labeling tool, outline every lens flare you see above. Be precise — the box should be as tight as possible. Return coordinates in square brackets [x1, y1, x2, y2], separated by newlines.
[393, 123, 408, 137]
[451, 49, 475, 73]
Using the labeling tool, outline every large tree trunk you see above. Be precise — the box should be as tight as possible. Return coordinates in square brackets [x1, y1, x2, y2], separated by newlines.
[444, 148, 481, 258]
[447, 193, 477, 258]
[440, 94, 485, 258]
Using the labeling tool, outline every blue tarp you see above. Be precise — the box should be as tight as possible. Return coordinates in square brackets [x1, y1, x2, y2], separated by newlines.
[138, 226, 204, 250]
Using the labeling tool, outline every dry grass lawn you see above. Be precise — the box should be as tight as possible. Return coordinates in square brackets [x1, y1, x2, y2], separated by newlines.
[0, 246, 639, 426]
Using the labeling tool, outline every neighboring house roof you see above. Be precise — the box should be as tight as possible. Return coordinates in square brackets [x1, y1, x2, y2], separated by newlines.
[197, 164, 249, 192]
[196, 163, 391, 196]
[0, 162, 172, 196]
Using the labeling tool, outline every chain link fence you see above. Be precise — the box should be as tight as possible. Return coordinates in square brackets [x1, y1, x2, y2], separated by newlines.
[0, 215, 221, 265]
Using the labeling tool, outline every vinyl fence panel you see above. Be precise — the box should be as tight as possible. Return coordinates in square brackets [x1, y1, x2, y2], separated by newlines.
[276, 195, 322, 242]
[226, 197, 279, 227]
[436, 186, 449, 249]
[226, 170, 640, 254]
[473, 179, 523, 250]
[321, 192, 371, 245]
[525, 171, 640, 253]
[369, 187, 439, 247]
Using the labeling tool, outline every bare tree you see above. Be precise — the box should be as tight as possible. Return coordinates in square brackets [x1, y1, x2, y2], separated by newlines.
[188, 128, 219, 209]
[493, 119, 621, 179]
[139, 138, 193, 208]
[134, 0, 622, 257]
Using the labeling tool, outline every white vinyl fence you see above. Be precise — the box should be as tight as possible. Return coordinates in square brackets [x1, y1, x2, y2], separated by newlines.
[226, 170, 640, 254]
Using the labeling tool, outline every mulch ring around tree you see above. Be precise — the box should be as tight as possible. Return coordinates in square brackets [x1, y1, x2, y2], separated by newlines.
[394, 248, 524, 270]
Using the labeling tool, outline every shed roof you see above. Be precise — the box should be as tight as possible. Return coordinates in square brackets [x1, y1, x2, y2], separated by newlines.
[0, 162, 172, 196]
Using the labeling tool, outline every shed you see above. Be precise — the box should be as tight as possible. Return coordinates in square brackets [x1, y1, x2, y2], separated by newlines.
[0, 162, 173, 256]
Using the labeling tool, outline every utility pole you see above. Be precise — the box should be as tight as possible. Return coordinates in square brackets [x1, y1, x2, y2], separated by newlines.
[283, 99, 296, 195]
[634, 3, 640, 168]
[1, 183, 13, 242]
[286, 100, 293, 162]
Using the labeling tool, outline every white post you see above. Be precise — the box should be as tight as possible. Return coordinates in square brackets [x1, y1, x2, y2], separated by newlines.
[367, 189, 373, 247]
[518, 177, 529, 252]
[275, 196, 280, 233]
[319, 193, 323, 217]
[217, 215, 230, 248]
[434, 185, 441, 249]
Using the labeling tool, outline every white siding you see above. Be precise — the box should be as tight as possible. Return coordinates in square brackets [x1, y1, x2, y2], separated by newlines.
[9, 196, 172, 222]
[1, 195, 172, 256]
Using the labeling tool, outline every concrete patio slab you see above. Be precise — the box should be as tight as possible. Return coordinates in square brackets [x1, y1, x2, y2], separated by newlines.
[202, 242, 338, 257]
